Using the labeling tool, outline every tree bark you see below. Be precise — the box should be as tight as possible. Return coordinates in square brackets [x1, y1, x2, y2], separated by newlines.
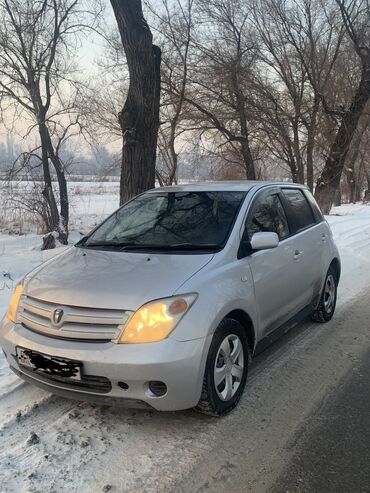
[39, 121, 69, 244]
[39, 128, 59, 235]
[345, 168, 357, 203]
[364, 167, 370, 201]
[240, 138, 256, 180]
[292, 115, 304, 184]
[231, 63, 256, 180]
[110, 0, 161, 205]
[306, 97, 320, 192]
[334, 188, 342, 207]
[314, 57, 370, 214]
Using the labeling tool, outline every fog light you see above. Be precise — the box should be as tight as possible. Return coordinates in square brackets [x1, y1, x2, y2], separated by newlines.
[148, 381, 167, 397]
[118, 381, 129, 390]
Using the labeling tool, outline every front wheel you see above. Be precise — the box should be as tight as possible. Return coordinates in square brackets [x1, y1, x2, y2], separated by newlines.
[311, 266, 338, 323]
[196, 318, 249, 416]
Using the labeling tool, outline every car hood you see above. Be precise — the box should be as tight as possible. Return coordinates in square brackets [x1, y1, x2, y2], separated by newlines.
[24, 247, 214, 311]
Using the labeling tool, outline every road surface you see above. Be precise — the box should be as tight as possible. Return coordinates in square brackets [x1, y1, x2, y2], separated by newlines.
[175, 287, 370, 493]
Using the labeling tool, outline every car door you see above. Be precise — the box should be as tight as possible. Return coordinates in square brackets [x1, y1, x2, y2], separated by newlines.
[281, 188, 323, 307]
[242, 188, 304, 336]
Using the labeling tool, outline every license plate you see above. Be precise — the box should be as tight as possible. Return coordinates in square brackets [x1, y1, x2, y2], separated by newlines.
[16, 347, 82, 381]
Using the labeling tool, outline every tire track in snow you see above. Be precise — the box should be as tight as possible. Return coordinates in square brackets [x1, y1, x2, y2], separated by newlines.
[0, 397, 216, 493]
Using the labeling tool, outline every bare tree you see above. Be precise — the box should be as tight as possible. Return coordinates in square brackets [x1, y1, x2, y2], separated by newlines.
[252, 4, 308, 184]
[80, 27, 127, 146]
[100, 0, 370, 195]
[314, 0, 370, 212]
[110, 0, 161, 205]
[343, 109, 370, 202]
[251, 69, 307, 184]
[178, 0, 258, 180]
[0, 0, 100, 244]
[147, 0, 194, 185]
[253, 0, 349, 191]
[265, 0, 369, 211]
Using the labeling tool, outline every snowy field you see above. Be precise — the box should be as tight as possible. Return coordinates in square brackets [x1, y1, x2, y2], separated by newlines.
[1, 183, 370, 492]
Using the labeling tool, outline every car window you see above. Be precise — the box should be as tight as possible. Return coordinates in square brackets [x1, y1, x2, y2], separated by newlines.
[282, 189, 315, 231]
[246, 193, 290, 240]
[303, 189, 324, 223]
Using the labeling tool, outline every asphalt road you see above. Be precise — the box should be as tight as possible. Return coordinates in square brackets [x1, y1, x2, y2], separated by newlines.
[174, 286, 370, 493]
[272, 345, 370, 493]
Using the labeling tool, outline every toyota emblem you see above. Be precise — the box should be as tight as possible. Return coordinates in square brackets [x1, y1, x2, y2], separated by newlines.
[52, 308, 64, 325]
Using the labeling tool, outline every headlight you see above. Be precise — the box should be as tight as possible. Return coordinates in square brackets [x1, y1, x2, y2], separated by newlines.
[6, 282, 24, 323]
[118, 293, 197, 344]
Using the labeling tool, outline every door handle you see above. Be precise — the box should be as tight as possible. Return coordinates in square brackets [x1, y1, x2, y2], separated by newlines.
[294, 250, 303, 260]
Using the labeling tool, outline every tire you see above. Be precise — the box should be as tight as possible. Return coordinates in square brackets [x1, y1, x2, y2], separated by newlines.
[311, 266, 338, 323]
[196, 318, 249, 417]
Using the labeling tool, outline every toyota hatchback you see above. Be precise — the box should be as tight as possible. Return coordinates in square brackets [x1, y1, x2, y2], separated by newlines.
[0, 182, 340, 416]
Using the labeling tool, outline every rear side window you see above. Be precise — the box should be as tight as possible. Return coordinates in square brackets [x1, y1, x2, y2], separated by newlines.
[303, 190, 324, 223]
[246, 193, 290, 240]
[282, 189, 315, 232]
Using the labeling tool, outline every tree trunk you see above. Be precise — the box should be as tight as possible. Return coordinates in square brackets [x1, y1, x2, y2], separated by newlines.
[53, 169, 69, 244]
[314, 58, 370, 214]
[345, 168, 357, 203]
[39, 125, 60, 236]
[364, 168, 370, 201]
[334, 187, 342, 207]
[287, 157, 298, 183]
[241, 138, 256, 180]
[306, 97, 320, 192]
[232, 67, 256, 180]
[110, 0, 161, 205]
[356, 155, 366, 202]
[292, 116, 304, 183]
[343, 113, 370, 204]
[168, 120, 179, 185]
[39, 121, 69, 244]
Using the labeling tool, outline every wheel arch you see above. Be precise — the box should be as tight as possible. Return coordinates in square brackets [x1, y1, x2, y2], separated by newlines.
[330, 257, 341, 283]
[224, 309, 256, 356]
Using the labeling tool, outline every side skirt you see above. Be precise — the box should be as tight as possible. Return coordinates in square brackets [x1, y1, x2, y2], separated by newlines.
[254, 305, 314, 356]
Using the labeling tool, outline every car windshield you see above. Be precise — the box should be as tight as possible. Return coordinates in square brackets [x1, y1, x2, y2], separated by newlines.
[82, 191, 246, 252]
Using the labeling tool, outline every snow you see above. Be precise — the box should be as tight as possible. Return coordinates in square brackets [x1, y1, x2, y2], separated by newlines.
[1, 186, 370, 491]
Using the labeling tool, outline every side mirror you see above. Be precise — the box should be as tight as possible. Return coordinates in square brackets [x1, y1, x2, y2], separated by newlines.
[250, 232, 279, 250]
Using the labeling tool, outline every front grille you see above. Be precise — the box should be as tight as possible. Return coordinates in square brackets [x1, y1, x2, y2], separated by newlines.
[21, 366, 112, 393]
[18, 296, 130, 341]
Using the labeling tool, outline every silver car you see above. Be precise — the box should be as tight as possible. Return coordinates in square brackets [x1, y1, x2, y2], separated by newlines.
[0, 182, 340, 415]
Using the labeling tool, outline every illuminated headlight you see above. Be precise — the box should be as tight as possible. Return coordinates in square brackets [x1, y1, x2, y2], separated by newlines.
[118, 294, 197, 344]
[6, 281, 24, 323]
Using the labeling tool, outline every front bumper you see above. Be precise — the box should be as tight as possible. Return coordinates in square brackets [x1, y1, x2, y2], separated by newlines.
[0, 318, 211, 411]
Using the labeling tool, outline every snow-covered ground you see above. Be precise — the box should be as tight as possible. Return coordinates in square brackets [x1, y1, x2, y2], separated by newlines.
[1, 185, 370, 492]
[0, 180, 120, 234]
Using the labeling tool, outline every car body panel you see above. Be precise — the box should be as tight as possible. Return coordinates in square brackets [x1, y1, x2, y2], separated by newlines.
[246, 236, 306, 336]
[23, 246, 214, 311]
[0, 317, 212, 411]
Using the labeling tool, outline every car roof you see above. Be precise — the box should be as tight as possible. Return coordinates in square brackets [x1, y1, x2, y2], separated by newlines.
[146, 181, 308, 193]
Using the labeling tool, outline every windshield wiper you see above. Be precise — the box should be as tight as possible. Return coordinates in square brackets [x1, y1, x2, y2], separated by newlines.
[81, 241, 221, 251]
[82, 241, 140, 249]
[161, 243, 222, 250]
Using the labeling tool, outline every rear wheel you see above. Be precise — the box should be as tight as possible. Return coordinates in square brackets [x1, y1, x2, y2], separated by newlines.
[196, 318, 249, 416]
[311, 266, 338, 323]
